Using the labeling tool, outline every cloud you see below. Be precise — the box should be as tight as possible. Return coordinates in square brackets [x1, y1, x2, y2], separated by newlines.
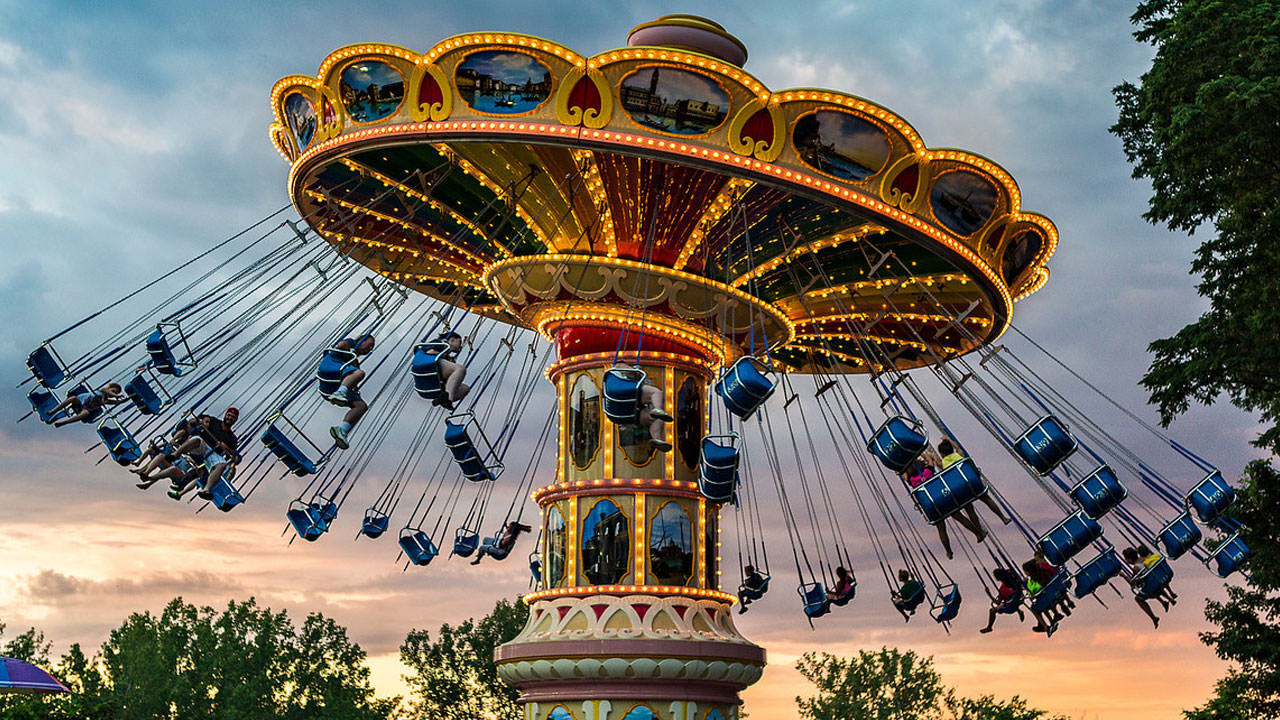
[22, 568, 243, 604]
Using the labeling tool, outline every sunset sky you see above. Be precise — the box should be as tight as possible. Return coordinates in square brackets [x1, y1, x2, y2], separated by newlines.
[0, 2, 1266, 719]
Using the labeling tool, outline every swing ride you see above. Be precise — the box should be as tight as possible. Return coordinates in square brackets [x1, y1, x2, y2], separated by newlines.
[18, 14, 1253, 720]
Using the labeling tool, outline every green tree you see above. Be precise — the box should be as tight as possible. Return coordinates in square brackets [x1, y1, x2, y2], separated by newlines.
[1112, 2, 1280, 717]
[399, 597, 529, 720]
[795, 648, 1064, 720]
[1110, 0, 1280, 454]
[0, 597, 396, 720]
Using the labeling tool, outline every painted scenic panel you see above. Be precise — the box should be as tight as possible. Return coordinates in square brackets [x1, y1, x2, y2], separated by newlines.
[1001, 229, 1043, 286]
[792, 111, 891, 182]
[283, 92, 316, 150]
[620, 66, 730, 135]
[339, 60, 405, 123]
[456, 50, 552, 114]
[930, 170, 999, 236]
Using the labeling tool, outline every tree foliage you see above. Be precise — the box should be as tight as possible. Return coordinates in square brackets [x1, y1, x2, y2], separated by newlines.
[0, 597, 396, 720]
[398, 597, 529, 720]
[1112, 1, 1280, 716]
[1110, 0, 1280, 453]
[795, 648, 1064, 720]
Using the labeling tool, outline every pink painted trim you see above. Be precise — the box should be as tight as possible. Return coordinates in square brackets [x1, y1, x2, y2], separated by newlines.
[495, 637, 767, 664]
[517, 678, 742, 704]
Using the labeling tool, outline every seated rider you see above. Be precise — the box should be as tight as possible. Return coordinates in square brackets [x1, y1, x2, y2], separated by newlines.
[936, 438, 1012, 526]
[133, 408, 239, 500]
[980, 567, 1025, 633]
[472, 521, 533, 565]
[327, 335, 375, 450]
[433, 331, 472, 411]
[901, 449, 985, 560]
[50, 382, 124, 427]
[823, 566, 856, 610]
[738, 565, 768, 614]
[892, 568, 924, 621]
[1023, 559, 1064, 633]
[638, 375, 673, 452]
[1122, 545, 1177, 629]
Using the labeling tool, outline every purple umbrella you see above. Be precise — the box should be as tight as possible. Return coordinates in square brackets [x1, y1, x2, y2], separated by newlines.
[0, 657, 70, 694]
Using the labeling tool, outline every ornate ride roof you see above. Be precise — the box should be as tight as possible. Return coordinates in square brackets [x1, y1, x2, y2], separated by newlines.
[270, 19, 1057, 372]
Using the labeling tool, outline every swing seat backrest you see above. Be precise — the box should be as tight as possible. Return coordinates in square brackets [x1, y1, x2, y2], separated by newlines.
[1072, 549, 1124, 599]
[995, 585, 1025, 615]
[96, 419, 143, 466]
[602, 367, 645, 424]
[1027, 571, 1069, 614]
[453, 529, 480, 558]
[287, 504, 325, 542]
[1133, 557, 1174, 599]
[398, 529, 439, 566]
[740, 573, 771, 601]
[893, 584, 926, 612]
[930, 584, 962, 623]
[1157, 511, 1202, 560]
[444, 417, 501, 482]
[1036, 510, 1103, 566]
[410, 341, 449, 400]
[714, 356, 776, 420]
[27, 344, 69, 389]
[867, 416, 928, 474]
[1187, 470, 1235, 524]
[911, 457, 986, 524]
[1070, 465, 1128, 519]
[1012, 414, 1077, 476]
[27, 387, 71, 424]
[487, 540, 512, 561]
[315, 347, 357, 396]
[311, 500, 338, 527]
[830, 578, 857, 607]
[261, 424, 320, 476]
[698, 436, 739, 504]
[209, 477, 244, 512]
[124, 374, 168, 415]
[147, 327, 188, 377]
[1205, 532, 1250, 579]
[799, 582, 828, 618]
[361, 510, 390, 539]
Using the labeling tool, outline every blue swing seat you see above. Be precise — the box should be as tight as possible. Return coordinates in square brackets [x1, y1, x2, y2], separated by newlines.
[1036, 510, 1103, 566]
[398, 528, 439, 566]
[1027, 571, 1069, 614]
[994, 585, 1025, 615]
[124, 372, 170, 415]
[27, 387, 71, 424]
[287, 499, 337, 542]
[316, 345, 357, 399]
[261, 422, 323, 477]
[1133, 557, 1174, 599]
[444, 414, 503, 482]
[1157, 511, 1202, 560]
[1012, 415, 1077, 475]
[482, 535, 513, 561]
[96, 418, 143, 466]
[208, 477, 244, 512]
[799, 582, 828, 619]
[699, 435, 740, 504]
[147, 324, 194, 377]
[740, 573, 771, 602]
[1187, 470, 1235, 524]
[63, 382, 105, 424]
[930, 583, 963, 623]
[602, 366, 646, 424]
[893, 584, 927, 613]
[453, 528, 480, 558]
[410, 340, 450, 401]
[912, 457, 987, 524]
[1073, 549, 1124, 599]
[360, 509, 390, 539]
[714, 356, 776, 420]
[1204, 533, 1251, 578]
[27, 343, 70, 389]
[1070, 465, 1128, 519]
[868, 416, 929, 474]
